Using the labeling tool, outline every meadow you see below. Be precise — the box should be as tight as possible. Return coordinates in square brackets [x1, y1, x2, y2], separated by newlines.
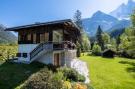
[0, 45, 17, 61]
[80, 56, 135, 89]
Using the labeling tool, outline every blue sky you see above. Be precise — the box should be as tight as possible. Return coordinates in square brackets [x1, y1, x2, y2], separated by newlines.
[0, 0, 132, 27]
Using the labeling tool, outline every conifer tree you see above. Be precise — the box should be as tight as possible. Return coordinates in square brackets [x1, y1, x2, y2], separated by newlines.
[96, 25, 104, 50]
[74, 10, 83, 29]
[74, 10, 91, 52]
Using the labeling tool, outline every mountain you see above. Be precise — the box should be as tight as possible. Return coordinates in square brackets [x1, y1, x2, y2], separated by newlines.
[108, 19, 131, 38]
[108, 19, 131, 32]
[82, 11, 119, 36]
[110, 0, 135, 20]
[0, 24, 17, 44]
[109, 28, 125, 38]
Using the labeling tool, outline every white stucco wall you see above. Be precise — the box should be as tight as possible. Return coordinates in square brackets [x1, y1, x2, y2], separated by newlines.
[17, 44, 77, 66]
[37, 52, 53, 64]
[18, 44, 38, 62]
[37, 50, 77, 66]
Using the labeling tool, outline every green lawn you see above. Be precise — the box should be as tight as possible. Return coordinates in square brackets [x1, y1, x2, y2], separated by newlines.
[0, 61, 45, 89]
[80, 56, 135, 89]
[0, 56, 135, 89]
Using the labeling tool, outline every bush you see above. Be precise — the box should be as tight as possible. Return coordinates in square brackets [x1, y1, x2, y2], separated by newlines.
[86, 84, 94, 89]
[47, 64, 58, 72]
[72, 83, 87, 89]
[58, 67, 85, 82]
[78, 74, 86, 82]
[92, 43, 101, 56]
[126, 50, 135, 59]
[63, 81, 72, 89]
[121, 50, 135, 59]
[72, 83, 94, 89]
[22, 68, 63, 89]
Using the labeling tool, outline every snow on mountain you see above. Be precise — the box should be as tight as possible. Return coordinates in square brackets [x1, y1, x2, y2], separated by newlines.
[82, 0, 134, 37]
[110, 0, 135, 20]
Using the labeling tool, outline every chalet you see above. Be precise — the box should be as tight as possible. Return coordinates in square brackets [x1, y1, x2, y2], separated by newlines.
[6, 19, 81, 67]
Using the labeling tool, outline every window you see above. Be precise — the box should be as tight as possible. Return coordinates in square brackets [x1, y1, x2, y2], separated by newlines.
[45, 32, 49, 42]
[53, 30, 63, 42]
[33, 33, 36, 43]
[40, 33, 45, 43]
[23, 53, 27, 58]
[27, 34, 31, 41]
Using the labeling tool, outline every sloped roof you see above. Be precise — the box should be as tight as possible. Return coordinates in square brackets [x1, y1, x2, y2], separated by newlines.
[5, 19, 80, 31]
[103, 49, 115, 54]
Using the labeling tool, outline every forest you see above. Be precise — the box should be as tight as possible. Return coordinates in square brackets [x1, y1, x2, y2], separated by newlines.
[74, 10, 135, 59]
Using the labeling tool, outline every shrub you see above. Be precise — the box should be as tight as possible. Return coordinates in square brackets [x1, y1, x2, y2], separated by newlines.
[63, 81, 72, 89]
[58, 67, 85, 82]
[85, 84, 94, 89]
[121, 50, 135, 59]
[21, 68, 63, 89]
[92, 43, 101, 56]
[78, 74, 85, 82]
[72, 83, 87, 89]
[47, 64, 58, 72]
[126, 50, 135, 59]
[72, 83, 94, 89]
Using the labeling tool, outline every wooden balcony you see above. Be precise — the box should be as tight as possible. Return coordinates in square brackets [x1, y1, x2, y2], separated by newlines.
[30, 41, 76, 60]
[53, 41, 76, 50]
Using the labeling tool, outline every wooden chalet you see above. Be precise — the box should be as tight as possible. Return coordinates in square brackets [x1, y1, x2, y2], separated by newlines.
[6, 19, 81, 66]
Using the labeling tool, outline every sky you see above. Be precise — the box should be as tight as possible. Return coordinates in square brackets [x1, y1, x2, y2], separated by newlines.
[0, 0, 133, 27]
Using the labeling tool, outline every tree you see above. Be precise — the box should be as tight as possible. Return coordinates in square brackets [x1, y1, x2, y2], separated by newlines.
[110, 38, 117, 51]
[92, 42, 101, 56]
[74, 10, 91, 52]
[118, 11, 135, 58]
[96, 25, 104, 50]
[116, 34, 121, 50]
[119, 33, 130, 50]
[81, 33, 91, 52]
[102, 33, 110, 44]
[74, 10, 83, 29]
[76, 41, 81, 57]
[131, 10, 135, 26]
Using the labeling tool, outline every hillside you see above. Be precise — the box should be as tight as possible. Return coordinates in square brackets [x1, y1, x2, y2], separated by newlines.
[0, 24, 17, 44]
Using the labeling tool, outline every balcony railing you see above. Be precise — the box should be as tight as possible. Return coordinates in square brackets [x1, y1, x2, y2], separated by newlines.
[53, 41, 76, 50]
[30, 41, 76, 60]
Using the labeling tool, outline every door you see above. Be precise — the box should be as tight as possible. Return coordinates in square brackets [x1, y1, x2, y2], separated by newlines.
[54, 53, 60, 66]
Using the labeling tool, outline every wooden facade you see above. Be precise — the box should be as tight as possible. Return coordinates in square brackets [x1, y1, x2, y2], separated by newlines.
[16, 23, 80, 45]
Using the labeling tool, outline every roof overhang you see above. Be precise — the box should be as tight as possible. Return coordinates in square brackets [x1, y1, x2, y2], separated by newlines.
[5, 19, 80, 32]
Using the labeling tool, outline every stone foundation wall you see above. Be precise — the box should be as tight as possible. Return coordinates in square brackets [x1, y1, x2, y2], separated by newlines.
[64, 50, 77, 67]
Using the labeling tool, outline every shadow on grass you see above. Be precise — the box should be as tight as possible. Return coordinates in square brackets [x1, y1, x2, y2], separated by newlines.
[119, 61, 135, 78]
[0, 61, 45, 89]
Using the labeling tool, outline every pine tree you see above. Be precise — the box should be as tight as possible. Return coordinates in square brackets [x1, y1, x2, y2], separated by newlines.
[96, 25, 104, 50]
[73, 10, 91, 52]
[74, 10, 83, 29]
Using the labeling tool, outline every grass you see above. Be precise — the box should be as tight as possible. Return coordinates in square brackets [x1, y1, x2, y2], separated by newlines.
[80, 56, 135, 89]
[0, 56, 135, 89]
[0, 61, 45, 89]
